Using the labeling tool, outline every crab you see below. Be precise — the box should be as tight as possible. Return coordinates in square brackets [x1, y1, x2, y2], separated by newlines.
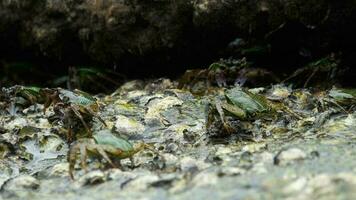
[206, 86, 300, 136]
[39, 88, 107, 142]
[68, 130, 160, 180]
[314, 87, 356, 113]
[0, 86, 43, 112]
[178, 59, 249, 95]
[3, 86, 105, 141]
[179, 58, 279, 94]
[282, 55, 340, 87]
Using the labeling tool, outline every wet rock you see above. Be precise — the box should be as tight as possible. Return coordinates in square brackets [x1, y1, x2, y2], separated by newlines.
[123, 174, 159, 191]
[4, 118, 28, 130]
[107, 169, 137, 183]
[274, 148, 307, 166]
[267, 84, 291, 101]
[191, 171, 218, 187]
[250, 162, 268, 174]
[218, 166, 245, 177]
[256, 152, 274, 164]
[49, 163, 69, 177]
[2, 175, 40, 192]
[76, 170, 106, 186]
[0, 162, 12, 188]
[161, 153, 179, 171]
[150, 174, 177, 189]
[114, 115, 145, 135]
[180, 157, 199, 174]
[145, 96, 183, 126]
[306, 173, 356, 199]
[166, 143, 179, 153]
[283, 177, 308, 195]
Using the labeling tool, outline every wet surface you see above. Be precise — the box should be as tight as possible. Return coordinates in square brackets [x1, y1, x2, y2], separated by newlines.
[1, 81, 356, 200]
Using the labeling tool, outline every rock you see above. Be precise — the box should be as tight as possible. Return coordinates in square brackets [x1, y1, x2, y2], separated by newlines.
[76, 170, 106, 186]
[114, 115, 145, 135]
[283, 177, 308, 195]
[166, 143, 179, 153]
[267, 84, 291, 100]
[218, 167, 245, 177]
[161, 153, 179, 171]
[150, 173, 178, 189]
[106, 169, 137, 188]
[256, 152, 274, 164]
[4, 118, 28, 130]
[180, 157, 199, 174]
[49, 163, 69, 177]
[2, 175, 40, 192]
[191, 171, 218, 187]
[250, 162, 268, 174]
[274, 148, 307, 165]
[123, 174, 159, 191]
[145, 96, 183, 126]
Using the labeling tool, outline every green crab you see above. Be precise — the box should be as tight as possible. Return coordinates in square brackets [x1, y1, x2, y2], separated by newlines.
[315, 87, 356, 112]
[68, 130, 160, 180]
[206, 86, 299, 135]
[5, 86, 106, 141]
[0, 86, 45, 112]
[41, 88, 107, 142]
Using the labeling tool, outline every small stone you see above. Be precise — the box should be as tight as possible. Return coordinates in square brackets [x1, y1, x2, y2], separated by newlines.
[283, 177, 308, 195]
[106, 169, 137, 188]
[123, 174, 159, 191]
[114, 115, 145, 135]
[215, 146, 233, 156]
[162, 153, 179, 171]
[145, 96, 183, 125]
[50, 163, 69, 177]
[274, 148, 307, 165]
[218, 166, 245, 176]
[180, 157, 198, 174]
[4, 118, 28, 130]
[3, 175, 40, 192]
[191, 172, 218, 187]
[76, 170, 106, 186]
[257, 152, 274, 164]
[250, 162, 268, 174]
[166, 143, 179, 153]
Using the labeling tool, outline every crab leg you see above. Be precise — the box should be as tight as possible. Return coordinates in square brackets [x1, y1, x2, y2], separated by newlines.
[80, 145, 88, 173]
[85, 107, 107, 127]
[70, 105, 92, 137]
[95, 146, 117, 168]
[68, 143, 80, 180]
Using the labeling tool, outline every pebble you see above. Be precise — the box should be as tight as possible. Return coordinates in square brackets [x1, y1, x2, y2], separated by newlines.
[180, 157, 199, 174]
[191, 172, 218, 187]
[283, 177, 308, 194]
[4, 118, 28, 130]
[2, 175, 40, 192]
[76, 170, 106, 186]
[49, 163, 69, 177]
[274, 148, 307, 165]
[114, 115, 145, 135]
[145, 96, 183, 125]
[123, 174, 159, 191]
[218, 166, 245, 176]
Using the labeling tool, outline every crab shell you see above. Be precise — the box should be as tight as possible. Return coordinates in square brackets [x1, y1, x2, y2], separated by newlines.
[58, 89, 99, 111]
[93, 130, 139, 159]
[224, 86, 271, 117]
